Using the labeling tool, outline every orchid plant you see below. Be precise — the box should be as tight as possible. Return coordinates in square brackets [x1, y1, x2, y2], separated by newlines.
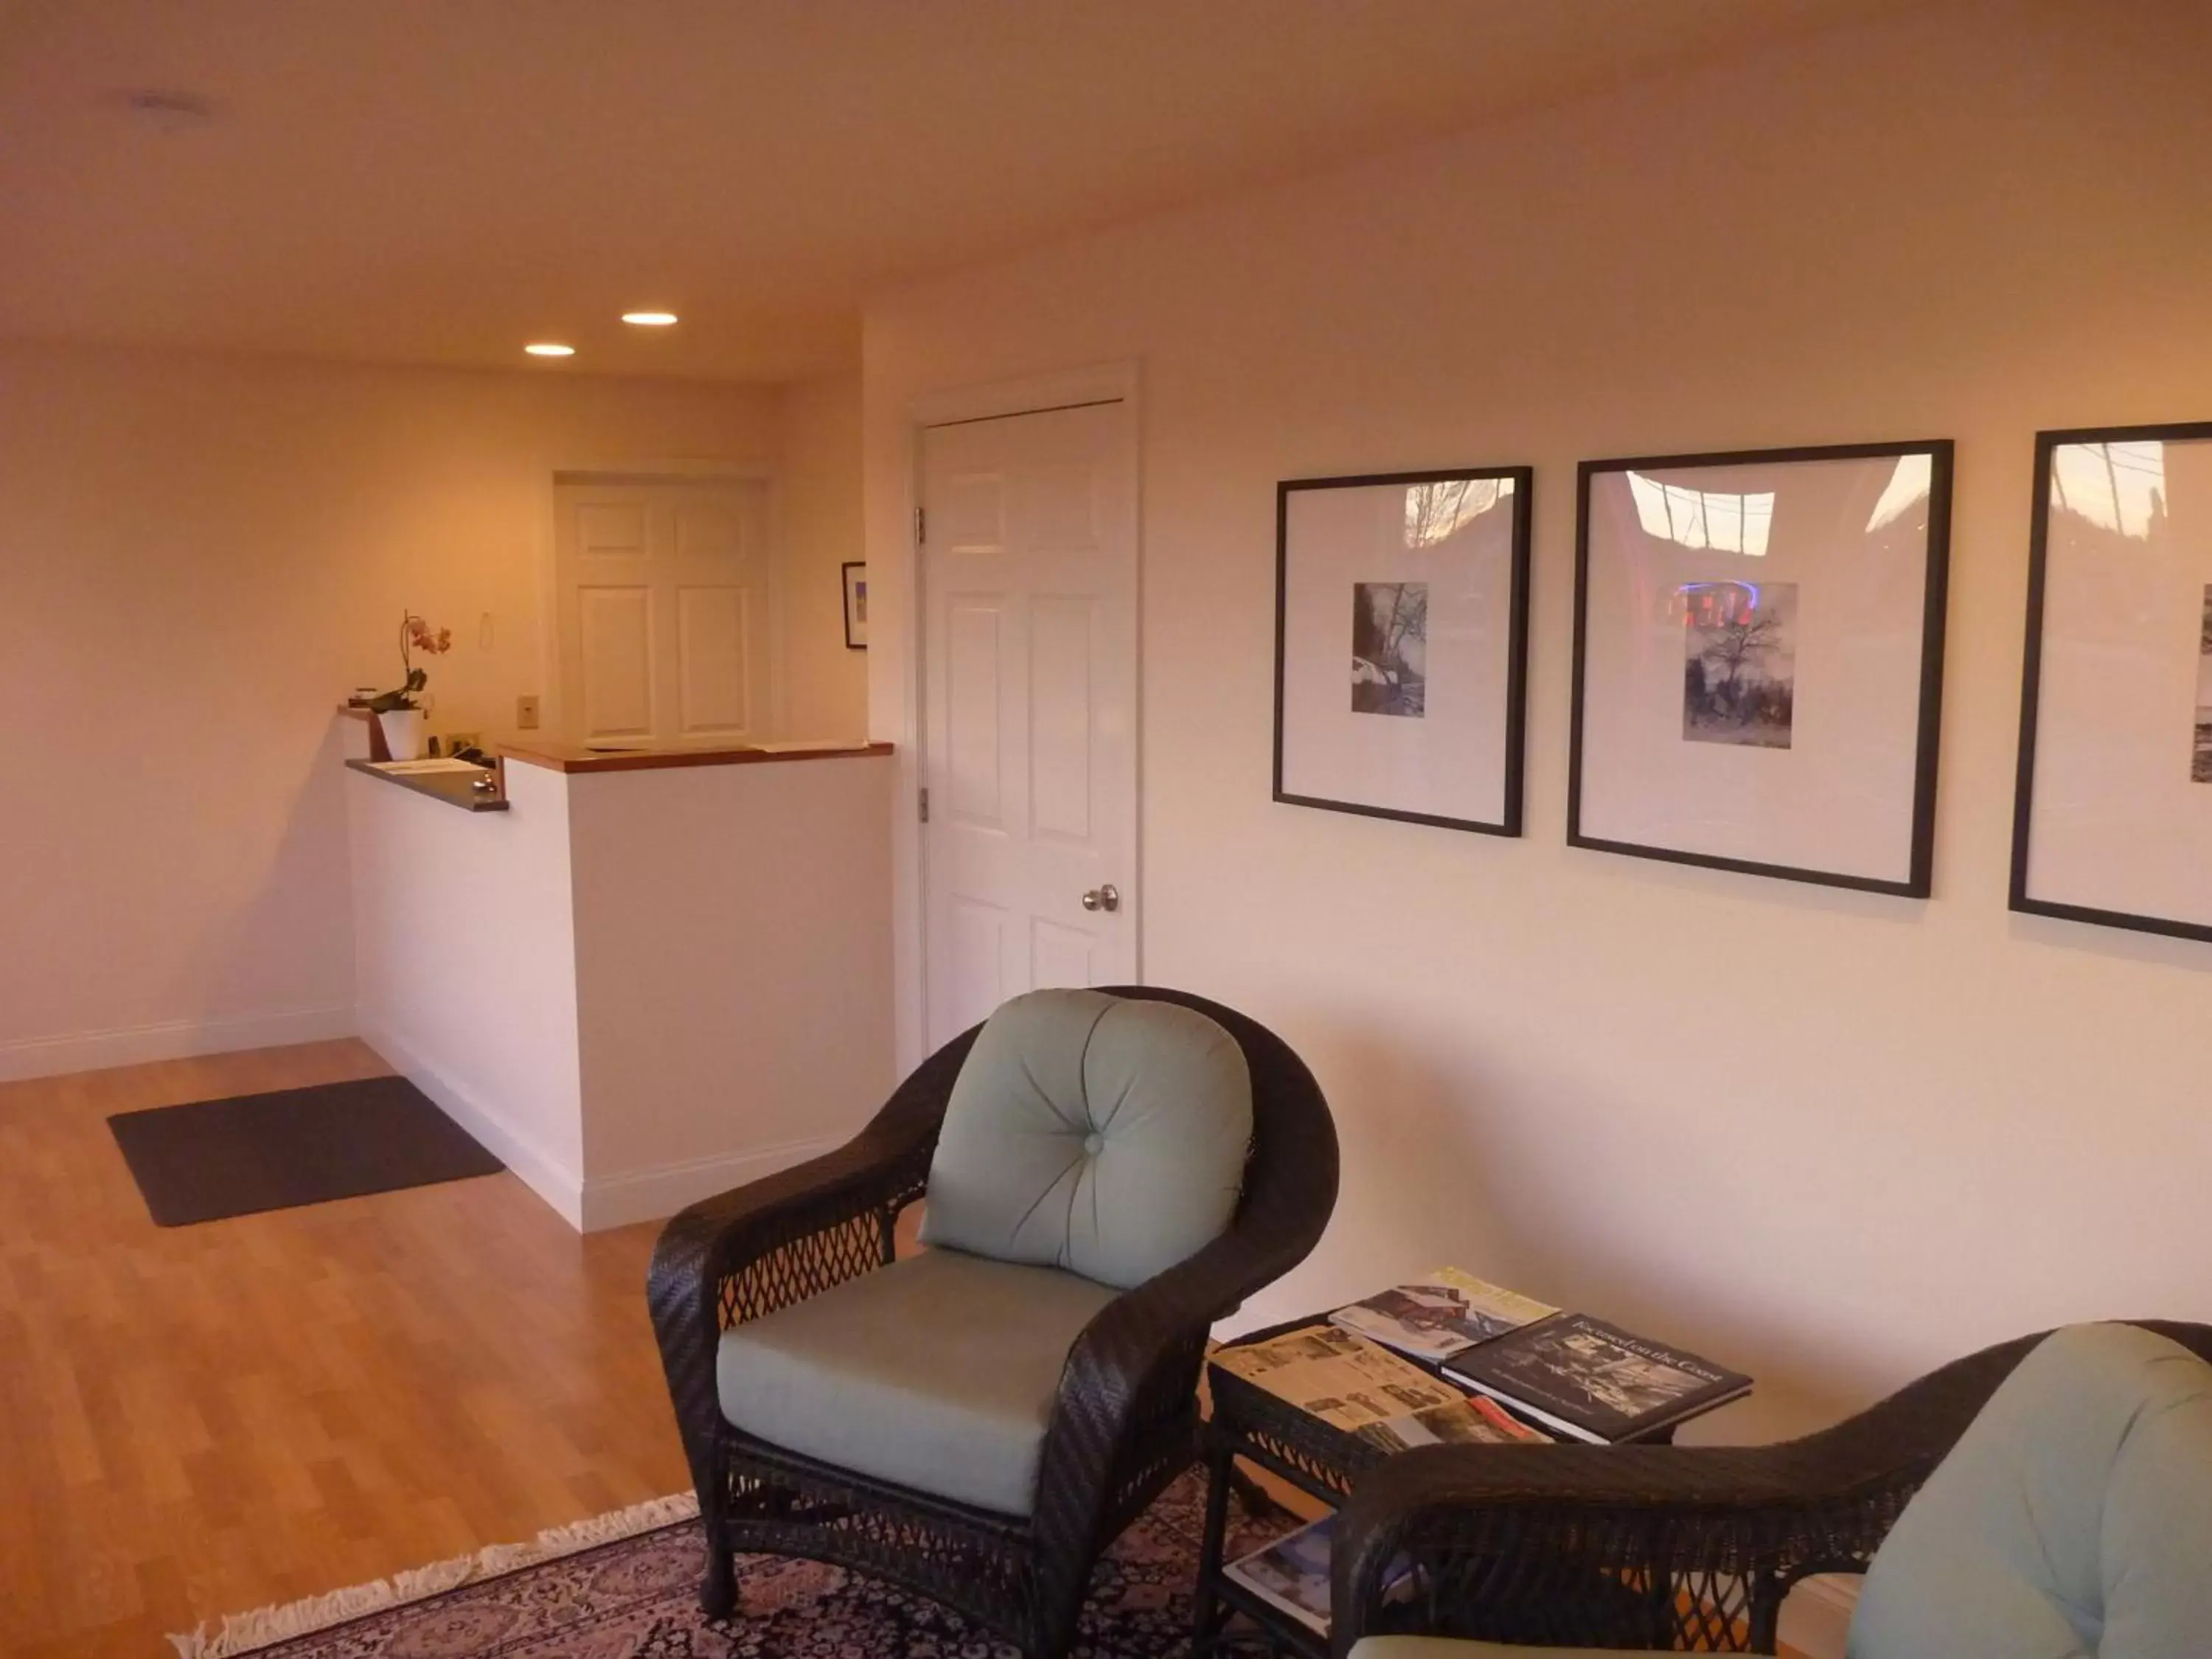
[366, 612, 453, 713]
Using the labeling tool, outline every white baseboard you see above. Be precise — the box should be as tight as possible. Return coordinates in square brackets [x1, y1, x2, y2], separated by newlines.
[1778, 1573, 1859, 1659]
[355, 1015, 586, 1230]
[579, 1135, 844, 1233]
[0, 1004, 358, 1084]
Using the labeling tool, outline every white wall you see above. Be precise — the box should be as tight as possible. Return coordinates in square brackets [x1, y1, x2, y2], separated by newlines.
[348, 759, 587, 1223]
[777, 375, 872, 739]
[0, 342, 870, 1077]
[566, 754, 896, 1227]
[863, 0, 2212, 1439]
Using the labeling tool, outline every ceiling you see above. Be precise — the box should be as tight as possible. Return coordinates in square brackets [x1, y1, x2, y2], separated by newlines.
[0, 0, 1909, 383]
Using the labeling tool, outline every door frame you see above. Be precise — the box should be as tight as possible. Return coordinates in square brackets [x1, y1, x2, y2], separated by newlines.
[900, 361, 1144, 1065]
[538, 460, 784, 744]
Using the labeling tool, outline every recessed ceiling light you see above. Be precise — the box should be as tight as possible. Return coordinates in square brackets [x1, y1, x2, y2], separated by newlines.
[621, 311, 679, 327]
[524, 343, 575, 358]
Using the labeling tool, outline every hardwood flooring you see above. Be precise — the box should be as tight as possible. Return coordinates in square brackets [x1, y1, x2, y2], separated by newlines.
[0, 1040, 691, 1659]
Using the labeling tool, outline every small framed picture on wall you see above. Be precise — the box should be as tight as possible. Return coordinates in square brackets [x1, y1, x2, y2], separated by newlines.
[843, 560, 869, 649]
[2012, 420, 2212, 941]
[1570, 440, 1953, 895]
[1274, 466, 1533, 835]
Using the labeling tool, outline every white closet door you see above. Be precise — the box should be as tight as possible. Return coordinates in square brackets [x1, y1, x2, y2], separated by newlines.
[919, 398, 1138, 1046]
[554, 479, 771, 746]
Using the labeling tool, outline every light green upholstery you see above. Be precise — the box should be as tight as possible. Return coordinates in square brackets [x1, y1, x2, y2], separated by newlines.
[919, 989, 1253, 1289]
[1848, 1323, 2212, 1659]
[715, 1246, 1116, 1516]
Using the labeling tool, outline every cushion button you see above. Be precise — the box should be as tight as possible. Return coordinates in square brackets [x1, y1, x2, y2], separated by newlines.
[1082, 1132, 1105, 1155]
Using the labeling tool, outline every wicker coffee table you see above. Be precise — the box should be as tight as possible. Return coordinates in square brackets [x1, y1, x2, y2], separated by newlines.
[1191, 1313, 1725, 1657]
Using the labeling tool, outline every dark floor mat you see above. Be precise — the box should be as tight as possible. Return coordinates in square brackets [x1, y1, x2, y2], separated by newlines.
[107, 1074, 504, 1226]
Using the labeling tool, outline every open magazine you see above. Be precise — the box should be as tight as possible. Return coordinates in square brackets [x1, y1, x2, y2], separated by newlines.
[1211, 1324, 1548, 1450]
[1355, 1390, 1548, 1454]
[1329, 1267, 1558, 1363]
[1211, 1325, 1467, 1433]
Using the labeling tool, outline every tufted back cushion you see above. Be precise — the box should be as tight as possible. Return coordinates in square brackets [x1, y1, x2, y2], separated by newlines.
[1848, 1323, 2212, 1659]
[919, 989, 1253, 1290]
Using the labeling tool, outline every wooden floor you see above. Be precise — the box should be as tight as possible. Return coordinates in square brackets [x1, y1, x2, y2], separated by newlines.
[0, 1040, 693, 1658]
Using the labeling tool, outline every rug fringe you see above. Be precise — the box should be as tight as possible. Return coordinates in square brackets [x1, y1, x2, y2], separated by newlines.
[167, 1490, 700, 1658]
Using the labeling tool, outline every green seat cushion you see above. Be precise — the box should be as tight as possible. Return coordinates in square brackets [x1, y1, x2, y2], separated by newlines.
[1848, 1323, 2212, 1659]
[715, 1245, 1117, 1516]
[919, 989, 1253, 1289]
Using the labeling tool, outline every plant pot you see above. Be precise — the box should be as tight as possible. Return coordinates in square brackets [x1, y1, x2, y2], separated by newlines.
[377, 707, 426, 761]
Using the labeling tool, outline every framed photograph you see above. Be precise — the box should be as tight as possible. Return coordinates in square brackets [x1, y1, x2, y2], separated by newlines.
[842, 560, 868, 649]
[1570, 441, 1952, 895]
[2012, 421, 2212, 941]
[1273, 467, 1532, 835]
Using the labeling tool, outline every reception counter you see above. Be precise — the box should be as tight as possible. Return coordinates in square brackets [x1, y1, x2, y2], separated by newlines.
[341, 724, 897, 1231]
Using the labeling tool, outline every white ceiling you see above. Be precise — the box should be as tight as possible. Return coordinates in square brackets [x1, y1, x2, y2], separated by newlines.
[0, 0, 1909, 383]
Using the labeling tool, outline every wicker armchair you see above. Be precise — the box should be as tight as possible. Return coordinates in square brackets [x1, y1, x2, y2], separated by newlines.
[1329, 1319, 2212, 1655]
[647, 985, 1338, 1659]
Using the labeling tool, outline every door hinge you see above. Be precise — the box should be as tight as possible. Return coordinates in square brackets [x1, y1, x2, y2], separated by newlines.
[918, 787, 930, 824]
[916, 506, 926, 544]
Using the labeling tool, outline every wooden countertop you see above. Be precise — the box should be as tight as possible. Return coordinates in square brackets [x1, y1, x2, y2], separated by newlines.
[495, 739, 893, 774]
[338, 709, 889, 776]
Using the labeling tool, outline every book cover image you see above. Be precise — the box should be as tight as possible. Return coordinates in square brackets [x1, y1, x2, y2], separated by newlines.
[1329, 1267, 1558, 1362]
[1446, 1313, 1749, 1441]
[1222, 1514, 1418, 1636]
[1223, 1514, 1337, 1634]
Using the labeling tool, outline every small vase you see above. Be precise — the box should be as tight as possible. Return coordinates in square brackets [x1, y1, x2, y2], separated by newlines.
[377, 707, 426, 761]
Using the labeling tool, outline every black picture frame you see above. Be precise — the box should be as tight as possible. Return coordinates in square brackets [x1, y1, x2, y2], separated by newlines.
[1272, 465, 1534, 837]
[1568, 439, 1953, 897]
[842, 560, 868, 650]
[2011, 418, 2212, 943]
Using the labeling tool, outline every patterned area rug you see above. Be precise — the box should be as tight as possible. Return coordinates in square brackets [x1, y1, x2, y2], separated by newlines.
[173, 1472, 1293, 1658]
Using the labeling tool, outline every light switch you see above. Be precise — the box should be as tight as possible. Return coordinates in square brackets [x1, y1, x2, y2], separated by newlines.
[516, 695, 540, 730]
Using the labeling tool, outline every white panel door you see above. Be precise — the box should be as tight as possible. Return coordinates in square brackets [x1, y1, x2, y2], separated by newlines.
[554, 479, 771, 746]
[920, 399, 1137, 1047]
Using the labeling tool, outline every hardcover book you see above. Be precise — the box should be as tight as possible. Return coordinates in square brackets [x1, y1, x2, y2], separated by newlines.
[1329, 1267, 1559, 1362]
[1441, 1312, 1750, 1443]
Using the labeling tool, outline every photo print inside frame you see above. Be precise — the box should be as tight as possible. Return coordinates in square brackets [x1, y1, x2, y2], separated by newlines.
[1682, 581, 1797, 749]
[1352, 581, 1428, 717]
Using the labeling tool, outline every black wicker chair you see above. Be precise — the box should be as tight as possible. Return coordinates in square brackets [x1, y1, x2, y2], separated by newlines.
[1329, 1319, 2212, 1655]
[647, 985, 1338, 1659]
